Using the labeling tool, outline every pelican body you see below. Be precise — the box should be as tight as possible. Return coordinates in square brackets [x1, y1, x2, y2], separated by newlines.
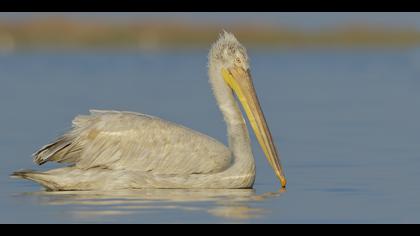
[13, 32, 286, 191]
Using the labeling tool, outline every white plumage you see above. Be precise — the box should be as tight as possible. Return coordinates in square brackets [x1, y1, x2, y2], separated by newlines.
[36, 110, 231, 175]
[13, 31, 286, 191]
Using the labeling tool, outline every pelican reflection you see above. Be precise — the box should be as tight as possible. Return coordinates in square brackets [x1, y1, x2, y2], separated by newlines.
[16, 188, 285, 221]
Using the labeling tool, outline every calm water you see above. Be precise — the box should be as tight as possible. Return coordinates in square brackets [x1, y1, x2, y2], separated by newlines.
[1, 48, 420, 223]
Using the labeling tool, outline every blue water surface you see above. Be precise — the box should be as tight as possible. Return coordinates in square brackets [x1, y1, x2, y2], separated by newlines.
[1, 48, 419, 223]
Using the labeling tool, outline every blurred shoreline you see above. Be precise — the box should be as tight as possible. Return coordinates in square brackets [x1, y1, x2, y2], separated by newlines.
[2, 16, 420, 51]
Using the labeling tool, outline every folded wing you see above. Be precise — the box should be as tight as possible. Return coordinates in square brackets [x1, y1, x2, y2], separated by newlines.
[34, 110, 232, 175]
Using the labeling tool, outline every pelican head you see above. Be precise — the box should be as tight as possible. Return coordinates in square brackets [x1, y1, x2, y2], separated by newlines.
[208, 31, 287, 188]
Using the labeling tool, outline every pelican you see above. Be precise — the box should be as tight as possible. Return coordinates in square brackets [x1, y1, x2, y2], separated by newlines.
[12, 31, 286, 191]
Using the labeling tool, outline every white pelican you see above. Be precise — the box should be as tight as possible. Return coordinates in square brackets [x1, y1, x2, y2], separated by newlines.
[12, 31, 287, 191]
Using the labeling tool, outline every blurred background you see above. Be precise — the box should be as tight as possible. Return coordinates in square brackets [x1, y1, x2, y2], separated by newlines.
[2, 12, 420, 51]
[1, 13, 420, 223]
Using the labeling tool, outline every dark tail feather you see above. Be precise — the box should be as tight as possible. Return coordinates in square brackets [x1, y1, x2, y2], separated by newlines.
[33, 137, 73, 165]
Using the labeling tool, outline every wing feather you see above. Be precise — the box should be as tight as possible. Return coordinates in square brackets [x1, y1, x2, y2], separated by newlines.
[33, 110, 232, 175]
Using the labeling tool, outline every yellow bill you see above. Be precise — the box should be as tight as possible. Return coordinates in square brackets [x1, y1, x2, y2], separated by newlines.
[222, 67, 287, 188]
